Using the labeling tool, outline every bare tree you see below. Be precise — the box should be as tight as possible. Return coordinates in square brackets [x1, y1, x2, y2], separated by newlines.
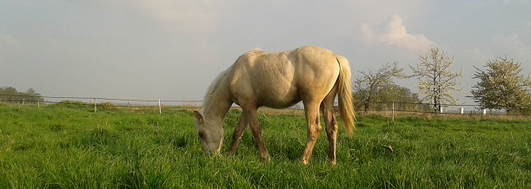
[410, 48, 463, 113]
[471, 56, 531, 114]
[352, 62, 406, 113]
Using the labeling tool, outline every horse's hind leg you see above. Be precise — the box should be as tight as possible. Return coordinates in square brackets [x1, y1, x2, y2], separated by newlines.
[301, 102, 322, 165]
[321, 90, 338, 165]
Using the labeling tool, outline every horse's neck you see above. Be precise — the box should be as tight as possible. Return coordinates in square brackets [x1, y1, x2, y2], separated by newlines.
[201, 82, 232, 123]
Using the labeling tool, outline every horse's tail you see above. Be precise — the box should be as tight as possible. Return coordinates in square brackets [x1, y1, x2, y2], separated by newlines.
[336, 56, 355, 135]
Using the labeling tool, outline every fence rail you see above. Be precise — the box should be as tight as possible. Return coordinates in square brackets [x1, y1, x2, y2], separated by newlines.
[1, 93, 528, 116]
[0, 93, 205, 113]
[353, 101, 528, 117]
[0, 93, 202, 105]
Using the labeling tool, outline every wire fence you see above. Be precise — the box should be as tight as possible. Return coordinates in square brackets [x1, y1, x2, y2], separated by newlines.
[0, 93, 201, 105]
[0, 93, 204, 113]
[353, 102, 511, 116]
[0, 93, 528, 117]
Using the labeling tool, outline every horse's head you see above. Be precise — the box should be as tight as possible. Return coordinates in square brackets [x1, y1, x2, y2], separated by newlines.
[193, 111, 223, 155]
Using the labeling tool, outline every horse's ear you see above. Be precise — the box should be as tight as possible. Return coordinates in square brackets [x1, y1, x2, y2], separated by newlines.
[194, 111, 204, 123]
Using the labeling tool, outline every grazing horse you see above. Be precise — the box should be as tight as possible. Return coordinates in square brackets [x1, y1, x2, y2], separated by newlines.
[193, 45, 355, 164]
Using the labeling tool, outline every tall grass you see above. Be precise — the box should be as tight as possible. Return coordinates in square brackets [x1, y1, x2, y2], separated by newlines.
[1, 103, 530, 188]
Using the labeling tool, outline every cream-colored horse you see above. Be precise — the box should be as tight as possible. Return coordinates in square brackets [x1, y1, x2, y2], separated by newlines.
[194, 45, 355, 164]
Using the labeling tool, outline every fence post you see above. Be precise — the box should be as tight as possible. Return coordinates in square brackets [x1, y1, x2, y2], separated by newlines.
[482, 109, 487, 116]
[460, 108, 464, 115]
[392, 102, 395, 122]
[159, 99, 162, 114]
[94, 98, 97, 113]
[38, 99, 40, 108]
[440, 107, 444, 114]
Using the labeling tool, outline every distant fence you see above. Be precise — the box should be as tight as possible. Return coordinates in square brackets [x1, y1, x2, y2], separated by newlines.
[0, 93, 204, 113]
[1, 93, 527, 116]
[353, 101, 528, 117]
[0, 93, 201, 106]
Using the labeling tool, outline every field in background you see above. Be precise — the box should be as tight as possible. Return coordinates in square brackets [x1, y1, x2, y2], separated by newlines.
[1, 103, 531, 188]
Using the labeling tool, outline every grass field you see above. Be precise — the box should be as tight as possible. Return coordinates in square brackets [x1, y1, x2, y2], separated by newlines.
[1, 102, 531, 188]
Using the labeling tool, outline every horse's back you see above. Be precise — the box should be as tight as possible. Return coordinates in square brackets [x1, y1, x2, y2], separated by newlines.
[228, 46, 340, 108]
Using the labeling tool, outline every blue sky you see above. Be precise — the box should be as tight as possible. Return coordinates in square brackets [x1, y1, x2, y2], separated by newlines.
[1, 0, 530, 105]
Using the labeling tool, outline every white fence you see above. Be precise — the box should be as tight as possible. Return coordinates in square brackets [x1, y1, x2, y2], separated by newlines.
[1, 93, 526, 116]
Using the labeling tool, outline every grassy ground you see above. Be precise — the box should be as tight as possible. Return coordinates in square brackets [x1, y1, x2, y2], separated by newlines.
[1, 103, 531, 188]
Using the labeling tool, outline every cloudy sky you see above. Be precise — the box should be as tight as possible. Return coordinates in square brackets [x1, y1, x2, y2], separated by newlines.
[1, 0, 530, 105]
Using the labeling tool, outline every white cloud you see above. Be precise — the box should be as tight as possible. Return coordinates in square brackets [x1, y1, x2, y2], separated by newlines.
[83, 0, 222, 34]
[0, 33, 18, 46]
[131, 0, 218, 21]
[0, 33, 22, 56]
[357, 23, 375, 46]
[491, 34, 531, 75]
[463, 48, 488, 62]
[357, 15, 435, 52]
[503, 0, 530, 4]
[459, 34, 531, 77]
[492, 34, 531, 56]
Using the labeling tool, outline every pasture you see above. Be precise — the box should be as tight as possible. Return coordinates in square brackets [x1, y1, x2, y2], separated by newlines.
[1, 103, 531, 188]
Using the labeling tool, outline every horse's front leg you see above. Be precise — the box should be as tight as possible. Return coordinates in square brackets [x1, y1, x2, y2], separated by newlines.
[227, 112, 248, 157]
[246, 108, 270, 162]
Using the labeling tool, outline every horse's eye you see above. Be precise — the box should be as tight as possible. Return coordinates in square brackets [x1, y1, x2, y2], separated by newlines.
[198, 132, 204, 138]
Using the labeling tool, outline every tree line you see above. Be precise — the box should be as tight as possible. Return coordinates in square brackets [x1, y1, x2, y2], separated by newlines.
[353, 48, 531, 115]
[0, 87, 44, 104]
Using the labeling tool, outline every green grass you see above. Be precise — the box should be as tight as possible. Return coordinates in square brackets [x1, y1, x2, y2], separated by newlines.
[1, 103, 531, 188]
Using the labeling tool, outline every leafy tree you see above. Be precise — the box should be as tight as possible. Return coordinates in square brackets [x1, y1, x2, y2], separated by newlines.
[0, 87, 43, 104]
[471, 56, 531, 114]
[26, 88, 38, 96]
[352, 62, 406, 113]
[352, 83, 426, 113]
[410, 48, 463, 113]
[3, 87, 17, 94]
[382, 85, 429, 112]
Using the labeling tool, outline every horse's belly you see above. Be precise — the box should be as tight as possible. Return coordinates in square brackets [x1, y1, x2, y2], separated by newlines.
[256, 86, 301, 108]
[262, 96, 300, 109]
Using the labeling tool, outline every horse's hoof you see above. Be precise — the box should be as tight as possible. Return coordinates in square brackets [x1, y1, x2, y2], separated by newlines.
[260, 155, 270, 162]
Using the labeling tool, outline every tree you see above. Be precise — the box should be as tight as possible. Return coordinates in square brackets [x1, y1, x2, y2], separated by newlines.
[352, 62, 406, 113]
[410, 48, 463, 113]
[3, 87, 17, 94]
[26, 88, 38, 96]
[471, 56, 531, 114]
[0, 87, 43, 104]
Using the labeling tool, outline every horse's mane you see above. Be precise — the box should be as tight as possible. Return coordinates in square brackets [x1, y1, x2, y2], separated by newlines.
[200, 66, 231, 113]
[200, 48, 263, 113]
